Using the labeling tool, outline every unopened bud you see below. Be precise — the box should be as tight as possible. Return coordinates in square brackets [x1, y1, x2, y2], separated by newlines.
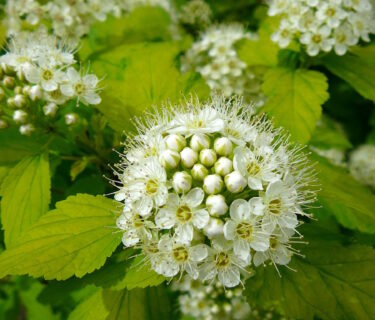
[159, 149, 180, 169]
[16, 69, 25, 82]
[172, 171, 192, 193]
[214, 137, 232, 156]
[191, 163, 208, 181]
[203, 174, 223, 194]
[14, 94, 27, 108]
[190, 134, 210, 151]
[206, 195, 228, 216]
[29, 85, 42, 101]
[214, 157, 233, 176]
[19, 123, 34, 135]
[14, 86, 23, 95]
[65, 113, 78, 126]
[224, 171, 247, 193]
[0, 119, 8, 129]
[3, 76, 15, 88]
[180, 147, 198, 168]
[7, 97, 16, 108]
[43, 102, 58, 117]
[165, 134, 186, 151]
[199, 149, 217, 167]
[204, 218, 224, 238]
[23, 85, 31, 95]
[2, 64, 15, 75]
[13, 110, 28, 123]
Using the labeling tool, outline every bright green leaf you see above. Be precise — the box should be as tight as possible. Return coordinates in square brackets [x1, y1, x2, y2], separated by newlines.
[245, 222, 375, 320]
[1, 154, 50, 248]
[312, 153, 375, 234]
[322, 45, 375, 103]
[0, 194, 121, 280]
[91, 41, 209, 133]
[262, 67, 329, 143]
[69, 286, 172, 320]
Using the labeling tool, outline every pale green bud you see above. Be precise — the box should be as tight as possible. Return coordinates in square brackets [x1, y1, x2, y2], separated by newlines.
[65, 113, 78, 126]
[190, 134, 210, 151]
[3, 76, 15, 89]
[180, 147, 198, 168]
[191, 163, 209, 181]
[13, 110, 27, 123]
[214, 157, 233, 176]
[214, 137, 233, 156]
[204, 217, 224, 238]
[29, 85, 42, 101]
[0, 119, 8, 129]
[159, 149, 180, 169]
[203, 174, 223, 194]
[224, 171, 247, 193]
[206, 194, 228, 216]
[165, 134, 186, 151]
[14, 94, 27, 108]
[14, 86, 23, 94]
[199, 148, 217, 167]
[19, 123, 34, 136]
[172, 171, 192, 193]
[43, 102, 58, 117]
[7, 97, 16, 108]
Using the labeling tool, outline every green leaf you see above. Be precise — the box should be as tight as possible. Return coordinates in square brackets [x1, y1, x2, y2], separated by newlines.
[1, 154, 50, 248]
[69, 286, 172, 320]
[245, 222, 375, 320]
[80, 7, 172, 61]
[236, 17, 280, 67]
[0, 194, 121, 280]
[0, 129, 49, 166]
[70, 157, 90, 181]
[91, 41, 209, 133]
[262, 67, 329, 143]
[322, 45, 375, 103]
[312, 153, 375, 234]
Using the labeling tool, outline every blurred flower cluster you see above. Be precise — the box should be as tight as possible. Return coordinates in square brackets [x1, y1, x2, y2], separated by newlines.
[349, 144, 375, 189]
[113, 96, 317, 288]
[0, 28, 101, 135]
[268, 0, 375, 56]
[181, 24, 265, 106]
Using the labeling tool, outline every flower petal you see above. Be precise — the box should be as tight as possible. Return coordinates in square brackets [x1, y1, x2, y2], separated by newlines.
[155, 208, 175, 229]
[190, 244, 208, 262]
[192, 209, 209, 229]
[230, 199, 250, 220]
[223, 220, 236, 240]
[184, 187, 204, 207]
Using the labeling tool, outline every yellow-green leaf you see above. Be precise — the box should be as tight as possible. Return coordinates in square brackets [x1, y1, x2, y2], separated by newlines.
[0, 194, 121, 280]
[1, 154, 50, 248]
[262, 67, 329, 143]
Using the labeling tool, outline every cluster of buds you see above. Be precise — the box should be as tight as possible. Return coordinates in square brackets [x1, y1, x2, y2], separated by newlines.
[178, 0, 212, 30]
[181, 24, 265, 107]
[268, 0, 375, 56]
[113, 96, 317, 288]
[349, 144, 375, 189]
[0, 28, 101, 135]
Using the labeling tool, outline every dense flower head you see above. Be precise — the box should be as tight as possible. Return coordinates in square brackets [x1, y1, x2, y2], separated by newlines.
[178, 0, 212, 29]
[181, 24, 265, 107]
[0, 28, 101, 135]
[268, 0, 375, 56]
[113, 96, 317, 287]
[349, 144, 375, 189]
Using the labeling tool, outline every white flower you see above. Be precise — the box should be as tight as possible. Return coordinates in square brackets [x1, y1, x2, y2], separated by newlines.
[300, 24, 334, 56]
[199, 239, 248, 287]
[155, 188, 209, 243]
[349, 144, 375, 189]
[24, 62, 65, 92]
[206, 195, 228, 217]
[224, 199, 269, 261]
[60, 67, 101, 105]
[156, 235, 208, 279]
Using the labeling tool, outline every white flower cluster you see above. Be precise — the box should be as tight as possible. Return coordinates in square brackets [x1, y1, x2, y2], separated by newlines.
[179, 0, 212, 29]
[5, 0, 176, 45]
[349, 144, 375, 189]
[0, 28, 101, 135]
[113, 96, 316, 288]
[172, 276, 251, 320]
[268, 0, 375, 56]
[311, 147, 347, 167]
[181, 24, 265, 106]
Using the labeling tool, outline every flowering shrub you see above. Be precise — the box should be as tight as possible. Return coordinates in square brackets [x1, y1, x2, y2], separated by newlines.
[0, 1, 374, 319]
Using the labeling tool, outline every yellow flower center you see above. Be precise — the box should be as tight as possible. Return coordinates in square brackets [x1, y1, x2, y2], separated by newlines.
[173, 246, 189, 263]
[145, 179, 159, 195]
[268, 198, 282, 215]
[235, 222, 253, 240]
[215, 252, 230, 268]
[176, 205, 193, 223]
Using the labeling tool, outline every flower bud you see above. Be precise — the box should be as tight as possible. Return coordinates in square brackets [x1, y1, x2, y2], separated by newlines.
[43, 102, 58, 117]
[203, 174, 223, 194]
[0, 119, 8, 129]
[214, 137, 232, 156]
[2, 64, 15, 75]
[14, 94, 27, 108]
[0, 88, 4, 101]
[206, 194, 228, 216]
[14, 86, 23, 95]
[23, 85, 31, 95]
[13, 110, 28, 123]
[165, 134, 186, 151]
[190, 134, 210, 151]
[7, 97, 16, 108]
[199, 149, 217, 167]
[224, 171, 247, 193]
[214, 157, 233, 176]
[3, 76, 15, 88]
[16, 69, 25, 82]
[159, 149, 180, 169]
[29, 85, 42, 101]
[172, 171, 192, 193]
[65, 113, 78, 126]
[180, 147, 198, 168]
[204, 218, 224, 238]
[19, 123, 34, 136]
[191, 163, 208, 181]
